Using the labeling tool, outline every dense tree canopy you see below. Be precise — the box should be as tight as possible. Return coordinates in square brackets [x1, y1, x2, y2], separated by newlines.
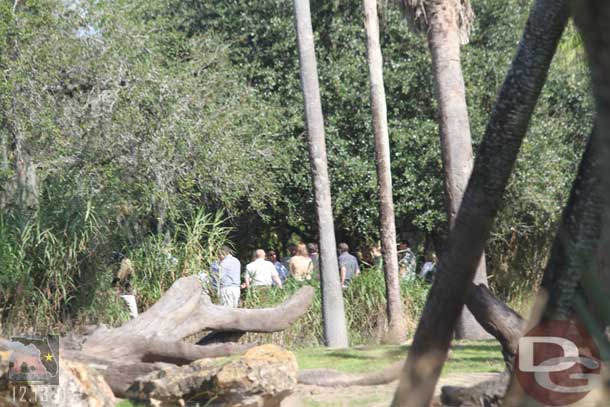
[0, 0, 592, 328]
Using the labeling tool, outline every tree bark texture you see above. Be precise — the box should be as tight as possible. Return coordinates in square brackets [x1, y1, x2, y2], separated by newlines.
[502, 132, 604, 405]
[574, 0, 610, 292]
[292, 0, 349, 348]
[465, 284, 526, 371]
[444, 133, 604, 405]
[426, 0, 489, 340]
[502, 4, 610, 404]
[6, 118, 38, 211]
[574, 2, 610, 398]
[363, 0, 405, 344]
[392, 0, 569, 404]
[57, 276, 315, 397]
[0, 131, 8, 209]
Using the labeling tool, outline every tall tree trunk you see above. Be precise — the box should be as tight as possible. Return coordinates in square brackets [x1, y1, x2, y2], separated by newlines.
[292, 0, 349, 348]
[363, 0, 405, 344]
[392, 0, 569, 404]
[503, 4, 610, 404]
[0, 130, 8, 209]
[502, 127, 606, 405]
[442, 132, 603, 406]
[7, 119, 38, 211]
[574, 3, 610, 397]
[427, 0, 489, 340]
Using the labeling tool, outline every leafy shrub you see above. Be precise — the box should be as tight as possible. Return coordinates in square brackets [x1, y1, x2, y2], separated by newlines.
[242, 269, 430, 347]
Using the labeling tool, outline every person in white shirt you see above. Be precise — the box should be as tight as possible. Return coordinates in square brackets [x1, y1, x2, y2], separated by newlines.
[245, 249, 283, 288]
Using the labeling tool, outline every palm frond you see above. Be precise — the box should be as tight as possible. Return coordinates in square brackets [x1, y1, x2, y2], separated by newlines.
[397, 0, 474, 45]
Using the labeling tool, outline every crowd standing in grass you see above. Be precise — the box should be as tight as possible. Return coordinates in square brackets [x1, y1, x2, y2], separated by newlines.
[114, 239, 438, 315]
[199, 240, 438, 308]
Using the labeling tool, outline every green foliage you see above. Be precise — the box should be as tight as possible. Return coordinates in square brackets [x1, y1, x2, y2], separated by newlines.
[0, 0, 281, 330]
[0, 0, 594, 330]
[128, 210, 232, 309]
[0, 179, 126, 333]
[242, 269, 430, 347]
[184, 0, 591, 299]
[0, 205, 231, 333]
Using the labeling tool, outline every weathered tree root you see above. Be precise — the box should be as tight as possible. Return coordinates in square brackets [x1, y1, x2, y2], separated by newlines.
[59, 276, 315, 396]
[298, 361, 403, 386]
[441, 372, 509, 407]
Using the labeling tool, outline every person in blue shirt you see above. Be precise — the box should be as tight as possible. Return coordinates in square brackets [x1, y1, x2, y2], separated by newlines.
[213, 246, 242, 307]
[338, 242, 360, 288]
[267, 249, 289, 284]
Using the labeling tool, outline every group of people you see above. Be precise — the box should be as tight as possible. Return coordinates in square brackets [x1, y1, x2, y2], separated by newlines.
[205, 242, 356, 308]
[112, 239, 438, 316]
[206, 240, 437, 308]
[397, 240, 437, 283]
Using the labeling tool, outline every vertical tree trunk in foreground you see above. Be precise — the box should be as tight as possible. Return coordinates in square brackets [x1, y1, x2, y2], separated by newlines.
[426, 0, 489, 340]
[575, 0, 610, 318]
[392, 0, 569, 404]
[502, 128, 605, 405]
[363, 0, 405, 344]
[7, 118, 38, 211]
[292, 0, 349, 348]
[442, 131, 603, 406]
[503, 4, 610, 404]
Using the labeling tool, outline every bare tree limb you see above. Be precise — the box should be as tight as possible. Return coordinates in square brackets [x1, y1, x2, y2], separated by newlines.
[392, 0, 569, 404]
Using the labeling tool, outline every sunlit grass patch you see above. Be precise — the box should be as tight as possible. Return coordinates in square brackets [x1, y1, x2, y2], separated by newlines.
[295, 340, 503, 375]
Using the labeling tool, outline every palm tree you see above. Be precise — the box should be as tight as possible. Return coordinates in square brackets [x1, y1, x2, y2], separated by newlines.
[292, 0, 349, 348]
[363, 0, 405, 344]
[392, 0, 570, 403]
[399, 0, 489, 339]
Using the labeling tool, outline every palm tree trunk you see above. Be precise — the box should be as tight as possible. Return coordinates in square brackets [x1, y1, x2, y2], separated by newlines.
[506, 4, 610, 404]
[292, 0, 349, 348]
[426, 0, 489, 340]
[502, 126, 607, 404]
[363, 0, 405, 344]
[392, 0, 569, 404]
[0, 130, 8, 209]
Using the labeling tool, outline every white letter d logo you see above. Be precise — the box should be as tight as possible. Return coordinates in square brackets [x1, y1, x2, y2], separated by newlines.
[519, 337, 580, 373]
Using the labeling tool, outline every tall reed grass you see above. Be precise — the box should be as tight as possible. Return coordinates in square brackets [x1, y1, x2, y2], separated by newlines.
[241, 270, 430, 347]
[128, 210, 232, 309]
[0, 194, 231, 335]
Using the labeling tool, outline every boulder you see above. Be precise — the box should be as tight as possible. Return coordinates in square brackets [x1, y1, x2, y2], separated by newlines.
[127, 344, 298, 407]
[0, 359, 115, 407]
[34, 360, 115, 407]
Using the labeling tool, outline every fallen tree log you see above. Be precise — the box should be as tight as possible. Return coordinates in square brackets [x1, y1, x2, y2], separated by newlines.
[77, 276, 314, 362]
[59, 276, 314, 396]
[441, 372, 510, 407]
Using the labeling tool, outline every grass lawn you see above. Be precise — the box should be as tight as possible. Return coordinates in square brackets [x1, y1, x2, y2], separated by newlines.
[295, 340, 504, 375]
[116, 340, 503, 406]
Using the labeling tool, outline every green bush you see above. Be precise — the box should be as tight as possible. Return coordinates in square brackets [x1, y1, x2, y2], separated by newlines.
[0, 189, 231, 335]
[242, 269, 430, 347]
[0, 182, 126, 334]
[128, 210, 232, 309]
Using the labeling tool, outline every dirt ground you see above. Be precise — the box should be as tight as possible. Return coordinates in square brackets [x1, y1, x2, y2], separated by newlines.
[282, 372, 499, 407]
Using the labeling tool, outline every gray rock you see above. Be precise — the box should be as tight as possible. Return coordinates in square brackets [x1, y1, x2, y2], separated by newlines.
[127, 344, 298, 407]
